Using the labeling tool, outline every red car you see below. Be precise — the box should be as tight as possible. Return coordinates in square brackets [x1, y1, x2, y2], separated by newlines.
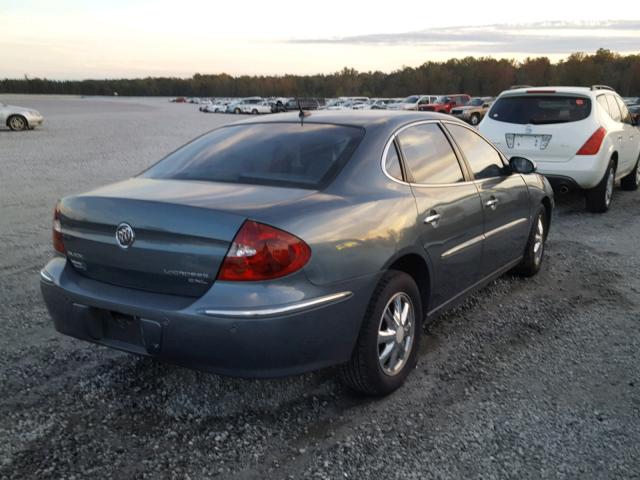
[418, 94, 471, 113]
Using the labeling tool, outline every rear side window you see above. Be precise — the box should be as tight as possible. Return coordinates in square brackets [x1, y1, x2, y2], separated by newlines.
[384, 142, 403, 181]
[605, 95, 622, 122]
[142, 123, 364, 189]
[597, 95, 610, 117]
[488, 95, 592, 125]
[447, 124, 505, 180]
[397, 123, 464, 184]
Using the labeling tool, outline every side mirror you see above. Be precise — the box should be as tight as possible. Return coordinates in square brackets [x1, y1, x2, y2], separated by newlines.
[509, 156, 536, 174]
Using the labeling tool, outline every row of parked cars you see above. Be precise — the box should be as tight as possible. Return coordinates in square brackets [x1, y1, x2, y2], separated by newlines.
[184, 94, 496, 125]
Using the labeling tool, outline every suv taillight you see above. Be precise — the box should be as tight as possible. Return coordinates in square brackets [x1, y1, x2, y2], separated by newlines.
[218, 221, 311, 281]
[53, 203, 66, 254]
[576, 127, 606, 155]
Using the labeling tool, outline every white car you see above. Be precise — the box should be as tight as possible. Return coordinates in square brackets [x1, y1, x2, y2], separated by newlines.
[227, 97, 262, 114]
[240, 100, 273, 115]
[389, 95, 438, 111]
[0, 102, 44, 131]
[480, 85, 640, 212]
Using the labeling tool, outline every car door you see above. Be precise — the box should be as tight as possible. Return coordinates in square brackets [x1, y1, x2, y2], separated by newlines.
[614, 95, 639, 173]
[393, 121, 484, 311]
[444, 122, 531, 276]
[604, 94, 630, 173]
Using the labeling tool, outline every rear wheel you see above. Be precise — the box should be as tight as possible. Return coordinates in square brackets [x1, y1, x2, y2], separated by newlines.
[585, 161, 615, 213]
[469, 113, 480, 126]
[339, 270, 422, 396]
[8, 115, 27, 131]
[620, 157, 640, 191]
[512, 206, 547, 277]
[234, 108, 241, 114]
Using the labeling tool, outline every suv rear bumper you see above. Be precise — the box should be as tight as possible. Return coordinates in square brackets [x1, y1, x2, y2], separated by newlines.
[40, 257, 374, 377]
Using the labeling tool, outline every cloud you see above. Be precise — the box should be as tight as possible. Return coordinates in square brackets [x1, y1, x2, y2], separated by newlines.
[288, 20, 640, 55]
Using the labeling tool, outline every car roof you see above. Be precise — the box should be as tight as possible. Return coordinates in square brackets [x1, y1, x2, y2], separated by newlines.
[499, 86, 614, 97]
[230, 110, 464, 130]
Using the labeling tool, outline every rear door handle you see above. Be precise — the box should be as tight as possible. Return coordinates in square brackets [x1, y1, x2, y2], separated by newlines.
[424, 212, 441, 226]
[485, 197, 499, 209]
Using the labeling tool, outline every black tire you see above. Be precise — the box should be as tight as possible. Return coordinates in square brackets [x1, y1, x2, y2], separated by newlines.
[585, 161, 615, 213]
[339, 270, 422, 396]
[512, 206, 547, 277]
[470, 113, 480, 126]
[7, 115, 28, 131]
[251, 109, 259, 115]
[234, 108, 241, 114]
[620, 157, 640, 191]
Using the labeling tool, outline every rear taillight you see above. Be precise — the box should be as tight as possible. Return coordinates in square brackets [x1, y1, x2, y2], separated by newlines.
[218, 221, 311, 281]
[53, 203, 66, 254]
[576, 127, 606, 155]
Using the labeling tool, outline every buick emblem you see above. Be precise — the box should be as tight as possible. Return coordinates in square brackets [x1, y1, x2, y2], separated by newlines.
[115, 223, 135, 249]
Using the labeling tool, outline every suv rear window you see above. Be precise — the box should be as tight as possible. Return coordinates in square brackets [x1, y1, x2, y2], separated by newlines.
[488, 95, 592, 125]
[142, 123, 364, 189]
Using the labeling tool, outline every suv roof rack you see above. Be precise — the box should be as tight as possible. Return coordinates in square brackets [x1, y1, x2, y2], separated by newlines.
[590, 85, 615, 91]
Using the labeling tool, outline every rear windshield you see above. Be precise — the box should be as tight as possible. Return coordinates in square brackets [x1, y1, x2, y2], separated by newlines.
[142, 123, 364, 189]
[488, 95, 592, 125]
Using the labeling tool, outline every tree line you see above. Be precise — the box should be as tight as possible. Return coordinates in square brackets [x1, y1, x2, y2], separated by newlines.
[2, 49, 638, 98]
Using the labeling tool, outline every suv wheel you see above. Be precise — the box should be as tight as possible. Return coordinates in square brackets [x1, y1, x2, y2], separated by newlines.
[585, 161, 615, 213]
[339, 270, 422, 396]
[620, 157, 640, 191]
[470, 113, 480, 126]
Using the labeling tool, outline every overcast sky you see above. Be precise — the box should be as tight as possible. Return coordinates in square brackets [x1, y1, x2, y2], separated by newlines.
[1, 0, 639, 79]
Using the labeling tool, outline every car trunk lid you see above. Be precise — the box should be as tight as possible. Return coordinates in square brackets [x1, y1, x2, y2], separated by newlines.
[58, 178, 314, 297]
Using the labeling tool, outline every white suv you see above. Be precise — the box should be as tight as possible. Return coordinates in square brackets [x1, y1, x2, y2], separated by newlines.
[479, 86, 640, 212]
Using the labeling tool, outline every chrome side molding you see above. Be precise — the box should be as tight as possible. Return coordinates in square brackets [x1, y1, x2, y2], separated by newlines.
[203, 291, 353, 318]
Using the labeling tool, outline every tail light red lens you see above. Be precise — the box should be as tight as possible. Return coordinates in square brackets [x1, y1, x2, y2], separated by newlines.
[218, 221, 311, 281]
[53, 203, 66, 254]
[576, 127, 606, 155]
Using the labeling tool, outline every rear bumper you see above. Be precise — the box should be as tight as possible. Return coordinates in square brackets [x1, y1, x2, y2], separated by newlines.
[40, 257, 375, 377]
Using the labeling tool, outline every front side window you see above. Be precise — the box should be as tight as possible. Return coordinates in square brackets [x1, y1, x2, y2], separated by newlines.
[396, 123, 464, 184]
[446, 124, 506, 180]
[614, 96, 633, 124]
[488, 95, 592, 125]
[142, 123, 364, 189]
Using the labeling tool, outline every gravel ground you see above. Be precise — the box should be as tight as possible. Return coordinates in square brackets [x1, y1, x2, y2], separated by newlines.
[0, 95, 639, 480]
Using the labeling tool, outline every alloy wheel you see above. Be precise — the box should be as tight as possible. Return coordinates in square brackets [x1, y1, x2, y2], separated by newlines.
[9, 116, 26, 131]
[605, 168, 614, 206]
[533, 215, 545, 265]
[377, 292, 415, 376]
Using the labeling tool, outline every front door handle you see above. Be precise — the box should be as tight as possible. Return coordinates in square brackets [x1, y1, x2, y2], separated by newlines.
[485, 197, 499, 209]
[424, 211, 441, 226]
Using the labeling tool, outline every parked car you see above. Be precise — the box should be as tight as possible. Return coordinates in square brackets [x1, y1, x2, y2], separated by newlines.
[480, 85, 640, 212]
[203, 102, 228, 113]
[240, 100, 273, 115]
[418, 94, 471, 113]
[284, 98, 323, 111]
[41, 111, 552, 396]
[0, 102, 44, 131]
[370, 98, 399, 110]
[450, 97, 494, 126]
[623, 97, 639, 106]
[389, 95, 437, 111]
[229, 97, 263, 114]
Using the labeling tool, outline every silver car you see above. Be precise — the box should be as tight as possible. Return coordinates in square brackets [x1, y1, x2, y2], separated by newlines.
[0, 102, 44, 130]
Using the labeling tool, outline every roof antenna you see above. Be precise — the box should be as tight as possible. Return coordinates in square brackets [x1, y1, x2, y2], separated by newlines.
[298, 100, 310, 126]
